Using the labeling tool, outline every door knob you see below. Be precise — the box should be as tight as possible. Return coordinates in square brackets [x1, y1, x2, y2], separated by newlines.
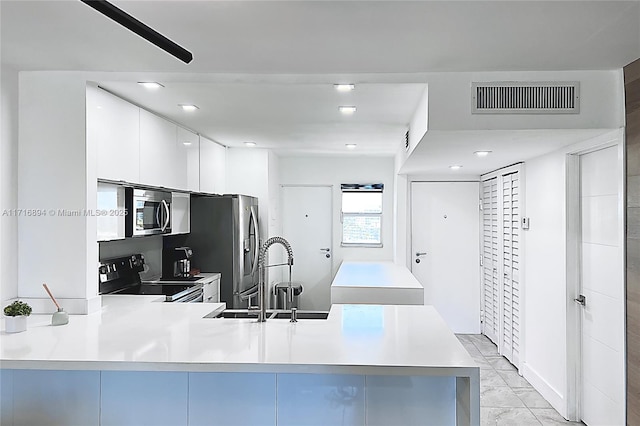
[574, 294, 586, 306]
[415, 252, 427, 257]
[320, 248, 330, 252]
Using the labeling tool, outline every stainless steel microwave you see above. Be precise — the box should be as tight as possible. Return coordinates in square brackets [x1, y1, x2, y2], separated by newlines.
[125, 188, 172, 237]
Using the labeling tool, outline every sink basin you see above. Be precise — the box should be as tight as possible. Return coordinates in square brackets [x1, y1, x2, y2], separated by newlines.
[204, 309, 329, 320]
[270, 311, 329, 320]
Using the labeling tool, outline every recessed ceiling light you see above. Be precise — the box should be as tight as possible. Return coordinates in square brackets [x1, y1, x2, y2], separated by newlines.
[244, 142, 257, 147]
[334, 84, 355, 92]
[345, 144, 357, 149]
[179, 104, 199, 111]
[339, 106, 357, 114]
[449, 165, 463, 170]
[138, 82, 164, 89]
[182, 142, 192, 146]
[474, 151, 492, 157]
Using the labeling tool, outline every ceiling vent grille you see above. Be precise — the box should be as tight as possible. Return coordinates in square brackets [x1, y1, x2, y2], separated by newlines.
[405, 130, 410, 151]
[472, 81, 580, 114]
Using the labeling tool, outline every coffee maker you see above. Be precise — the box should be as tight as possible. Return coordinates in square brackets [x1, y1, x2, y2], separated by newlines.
[173, 247, 193, 278]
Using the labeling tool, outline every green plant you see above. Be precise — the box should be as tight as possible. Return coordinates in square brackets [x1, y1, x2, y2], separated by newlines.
[4, 300, 32, 317]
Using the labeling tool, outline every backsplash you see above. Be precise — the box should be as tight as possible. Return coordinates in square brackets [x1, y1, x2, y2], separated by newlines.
[99, 236, 163, 281]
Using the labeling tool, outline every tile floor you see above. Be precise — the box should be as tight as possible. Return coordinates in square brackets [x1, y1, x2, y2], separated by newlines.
[456, 334, 584, 426]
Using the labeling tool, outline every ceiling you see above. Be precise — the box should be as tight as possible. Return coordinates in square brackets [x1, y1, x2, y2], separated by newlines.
[2, 1, 640, 166]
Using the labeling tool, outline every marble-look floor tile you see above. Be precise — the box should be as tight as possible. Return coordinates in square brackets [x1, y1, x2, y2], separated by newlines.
[474, 341, 500, 356]
[482, 407, 542, 426]
[497, 370, 532, 388]
[456, 334, 476, 344]
[485, 356, 517, 371]
[481, 369, 508, 388]
[530, 408, 583, 426]
[469, 334, 494, 346]
[513, 388, 552, 409]
[472, 355, 494, 370]
[480, 386, 525, 408]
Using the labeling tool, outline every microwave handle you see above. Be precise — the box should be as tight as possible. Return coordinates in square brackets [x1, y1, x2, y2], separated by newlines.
[161, 199, 170, 232]
[156, 203, 162, 229]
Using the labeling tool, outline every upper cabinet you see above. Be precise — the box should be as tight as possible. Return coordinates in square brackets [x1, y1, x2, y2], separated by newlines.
[139, 109, 178, 189]
[176, 127, 200, 192]
[87, 86, 140, 183]
[200, 136, 226, 194]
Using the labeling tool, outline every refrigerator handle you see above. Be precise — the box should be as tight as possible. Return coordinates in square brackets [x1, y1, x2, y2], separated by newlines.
[250, 205, 260, 277]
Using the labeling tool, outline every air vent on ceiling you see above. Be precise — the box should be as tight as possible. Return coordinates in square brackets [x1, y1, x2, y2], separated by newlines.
[405, 130, 410, 151]
[471, 81, 580, 114]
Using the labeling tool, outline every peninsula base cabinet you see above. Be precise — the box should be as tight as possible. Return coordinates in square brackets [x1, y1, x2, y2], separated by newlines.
[1, 369, 475, 426]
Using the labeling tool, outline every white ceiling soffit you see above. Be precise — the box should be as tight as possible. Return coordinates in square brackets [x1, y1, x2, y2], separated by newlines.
[399, 128, 615, 176]
[2, 1, 640, 73]
[98, 81, 427, 154]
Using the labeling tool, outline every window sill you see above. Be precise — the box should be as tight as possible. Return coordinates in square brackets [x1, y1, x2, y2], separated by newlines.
[341, 243, 383, 248]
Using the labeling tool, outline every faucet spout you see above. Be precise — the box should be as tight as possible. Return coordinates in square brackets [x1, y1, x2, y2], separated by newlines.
[257, 237, 294, 322]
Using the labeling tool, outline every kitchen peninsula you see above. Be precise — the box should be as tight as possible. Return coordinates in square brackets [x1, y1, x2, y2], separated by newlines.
[0, 298, 479, 426]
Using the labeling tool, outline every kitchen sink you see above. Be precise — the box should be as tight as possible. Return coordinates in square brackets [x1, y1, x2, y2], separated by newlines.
[204, 309, 329, 320]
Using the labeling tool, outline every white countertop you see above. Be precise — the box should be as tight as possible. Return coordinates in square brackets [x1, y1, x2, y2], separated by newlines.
[142, 272, 220, 284]
[332, 261, 423, 289]
[0, 296, 475, 376]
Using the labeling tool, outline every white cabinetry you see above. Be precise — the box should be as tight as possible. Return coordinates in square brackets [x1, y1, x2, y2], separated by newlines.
[176, 127, 200, 192]
[200, 136, 226, 194]
[96, 183, 126, 241]
[140, 109, 178, 189]
[87, 86, 140, 183]
[171, 192, 190, 235]
[202, 275, 220, 303]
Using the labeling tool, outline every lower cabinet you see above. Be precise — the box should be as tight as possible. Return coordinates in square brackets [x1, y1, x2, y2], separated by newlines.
[2, 369, 457, 426]
[203, 275, 220, 303]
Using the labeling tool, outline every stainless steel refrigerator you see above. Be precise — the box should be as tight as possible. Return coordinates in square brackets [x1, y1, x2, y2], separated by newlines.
[186, 194, 259, 308]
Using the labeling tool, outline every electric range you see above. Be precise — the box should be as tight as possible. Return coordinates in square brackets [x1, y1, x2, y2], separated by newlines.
[99, 254, 203, 302]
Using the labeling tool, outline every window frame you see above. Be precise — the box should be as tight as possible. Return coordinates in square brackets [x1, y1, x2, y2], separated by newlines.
[340, 184, 384, 248]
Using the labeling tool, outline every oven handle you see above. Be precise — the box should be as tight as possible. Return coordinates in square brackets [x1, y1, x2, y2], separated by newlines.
[161, 199, 170, 232]
[156, 202, 162, 229]
[173, 289, 203, 303]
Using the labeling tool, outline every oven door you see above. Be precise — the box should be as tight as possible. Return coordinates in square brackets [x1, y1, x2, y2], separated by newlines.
[172, 288, 204, 303]
[130, 189, 171, 236]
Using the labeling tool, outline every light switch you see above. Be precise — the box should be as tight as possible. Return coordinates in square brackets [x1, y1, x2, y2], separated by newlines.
[521, 217, 530, 230]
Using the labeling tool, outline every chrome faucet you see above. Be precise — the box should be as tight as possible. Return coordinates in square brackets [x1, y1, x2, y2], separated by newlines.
[253, 236, 294, 322]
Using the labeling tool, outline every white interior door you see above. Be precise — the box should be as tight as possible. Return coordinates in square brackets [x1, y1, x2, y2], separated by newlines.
[501, 172, 521, 366]
[282, 186, 333, 310]
[579, 146, 624, 425]
[481, 178, 500, 344]
[411, 182, 481, 333]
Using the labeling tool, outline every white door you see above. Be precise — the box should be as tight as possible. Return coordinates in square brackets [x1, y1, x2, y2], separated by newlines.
[481, 177, 500, 344]
[411, 182, 481, 333]
[501, 171, 521, 366]
[579, 146, 624, 425]
[282, 186, 333, 310]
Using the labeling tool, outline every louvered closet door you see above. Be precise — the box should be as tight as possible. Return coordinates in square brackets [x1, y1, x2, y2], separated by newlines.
[501, 172, 521, 366]
[481, 178, 499, 344]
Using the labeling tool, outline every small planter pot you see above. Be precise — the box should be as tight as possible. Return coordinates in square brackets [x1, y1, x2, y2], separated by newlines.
[5, 315, 28, 333]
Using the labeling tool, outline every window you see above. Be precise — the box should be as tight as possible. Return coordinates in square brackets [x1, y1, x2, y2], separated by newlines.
[341, 184, 383, 247]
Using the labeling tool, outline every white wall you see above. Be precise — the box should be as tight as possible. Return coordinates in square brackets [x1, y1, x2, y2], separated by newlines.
[426, 71, 624, 131]
[1, 65, 19, 305]
[280, 156, 395, 276]
[521, 129, 624, 419]
[17, 72, 100, 314]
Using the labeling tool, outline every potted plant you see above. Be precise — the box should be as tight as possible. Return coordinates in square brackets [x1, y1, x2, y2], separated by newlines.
[4, 301, 32, 333]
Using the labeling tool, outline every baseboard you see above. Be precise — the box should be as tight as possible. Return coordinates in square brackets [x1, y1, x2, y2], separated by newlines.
[521, 362, 567, 419]
[6, 295, 102, 315]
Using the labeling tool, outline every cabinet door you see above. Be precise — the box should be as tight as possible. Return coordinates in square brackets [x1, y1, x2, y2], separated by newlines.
[203, 277, 220, 303]
[199, 136, 226, 194]
[140, 109, 177, 188]
[87, 86, 140, 182]
[171, 192, 190, 235]
[176, 127, 200, 192]
[97, 183, 125, 241]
